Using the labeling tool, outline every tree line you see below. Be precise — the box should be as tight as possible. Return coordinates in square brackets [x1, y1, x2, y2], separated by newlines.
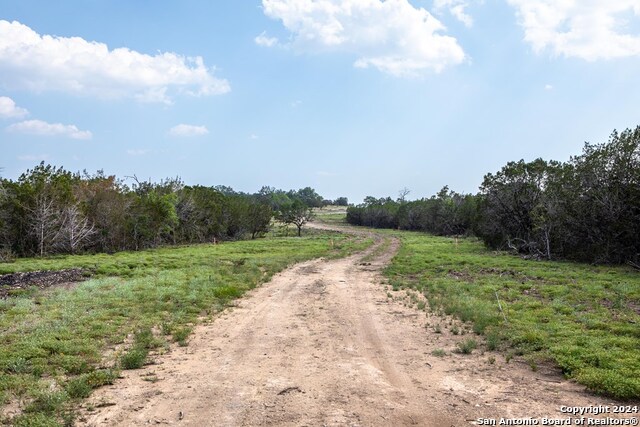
[0, 163, 336, 258]
[347, 126, 640, 265]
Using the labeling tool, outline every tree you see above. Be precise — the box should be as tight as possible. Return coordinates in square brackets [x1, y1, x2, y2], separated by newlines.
[334, 197, 349, 206]
[53, 204, 95, 254]
[246, 200, 272, 239]
[277, 200, 314, 237]
[397, 187, 411, 203]
[29, 193, 59, 257]
[289, 187, 324, 208]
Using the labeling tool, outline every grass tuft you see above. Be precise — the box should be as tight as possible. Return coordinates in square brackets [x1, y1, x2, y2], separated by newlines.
[456, 338, 478, 355]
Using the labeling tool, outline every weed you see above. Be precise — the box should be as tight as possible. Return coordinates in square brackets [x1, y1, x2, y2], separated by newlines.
[450, 324, 460, 335]
[24, 391, 68, 416]
[485, 330, 501, 351]
[119, 348, 148, 370]
[434, 324, 442, 334]
[65, 377, 92, 399]
[160, 322, 173, 335]
[12, 413, 60, 427]
[142, 374, 159, 383]
[172, 327, 192, 346]
[7, 357, 31, 374]
[431, 348, 447, 357]
[488, 356, 496, 364]
[456, 338, 477, 355]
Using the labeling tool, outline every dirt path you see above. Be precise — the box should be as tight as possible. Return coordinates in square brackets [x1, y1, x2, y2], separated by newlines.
[81, 223, 626, 427]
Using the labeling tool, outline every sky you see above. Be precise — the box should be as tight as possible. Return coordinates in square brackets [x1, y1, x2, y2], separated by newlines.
[1, 0, 639, 203]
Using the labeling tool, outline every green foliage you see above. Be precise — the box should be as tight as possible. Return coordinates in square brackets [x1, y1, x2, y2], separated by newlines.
[0, 164, 329, 257]
[172, 327, 192, 346]
[456, 338, 478, 354]
[65, 377, 93, 399]
[119, 347, 148, 370]
[347, 187, 479, 236]
[276, 199, 315, 236]
[347, 126, 640, 265]
[478, 127, 640, 264]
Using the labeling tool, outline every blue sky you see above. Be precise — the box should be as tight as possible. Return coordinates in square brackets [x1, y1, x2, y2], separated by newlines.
[1, 0, 639, 203]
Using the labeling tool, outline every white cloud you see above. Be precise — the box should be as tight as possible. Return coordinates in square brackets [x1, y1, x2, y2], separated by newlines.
[0, 96, 29, 119]
[0, 20, 230, 103]
[507, 1, 640, 60]
[544, 84, 553, 90]
[7, 119, 92, 140]
[250, 133, 259, 140]
[169, 124, 209, 137]
[255, 31, 279, 47]
[261, 0, 465, 76]
[434, 0, 474, 27]
[290, 100, 302, 108]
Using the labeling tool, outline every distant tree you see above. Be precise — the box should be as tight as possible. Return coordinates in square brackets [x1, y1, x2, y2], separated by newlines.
[53, 204, 95, 254]
[28, 193, 59, 257]
[397, 187, 411, 203]
[246, 200, 272, 239]
[278, 200, 314, 237]
[129, 183, 178, 249]
[257, 186, 292, 211]
[214, 185, 237, 196]
[334, 197, 349, 206]
[289, 187, 324, 208]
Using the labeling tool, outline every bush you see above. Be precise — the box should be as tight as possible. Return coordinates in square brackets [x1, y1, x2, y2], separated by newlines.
[119, 348, 147, 370]
[456, 338, 477, 354]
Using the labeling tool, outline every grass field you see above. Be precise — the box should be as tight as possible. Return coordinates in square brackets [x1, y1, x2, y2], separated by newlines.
[0, 230, 369, 426]
[313, 206, 348, 226]
[385, 232, 640, 400]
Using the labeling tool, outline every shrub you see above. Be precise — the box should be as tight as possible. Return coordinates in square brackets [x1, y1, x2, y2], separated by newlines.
[456, 338, 477, 354]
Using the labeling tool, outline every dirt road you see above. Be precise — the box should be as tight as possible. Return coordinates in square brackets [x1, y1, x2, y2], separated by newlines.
[81, 224, 621, 426]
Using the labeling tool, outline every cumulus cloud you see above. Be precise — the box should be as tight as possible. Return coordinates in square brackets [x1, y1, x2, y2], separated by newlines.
[507, 0, 640, 60]
[7, 119, 92, 140]
[434, 0, 474, 27]
[0, 20, 230, 103]
[169, 124, 209, 137]
[255, 31, 279, 47]
[0, 96, 29, 119]
[261, 0, 465, 76]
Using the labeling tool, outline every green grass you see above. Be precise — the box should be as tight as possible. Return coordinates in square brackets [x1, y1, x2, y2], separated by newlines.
[385, 232, 640, 400]
[0, 231, 368, 426]
[312, 208, 347, 226]
[431, 348, 447, 357]
[360, 237, 392, 264]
